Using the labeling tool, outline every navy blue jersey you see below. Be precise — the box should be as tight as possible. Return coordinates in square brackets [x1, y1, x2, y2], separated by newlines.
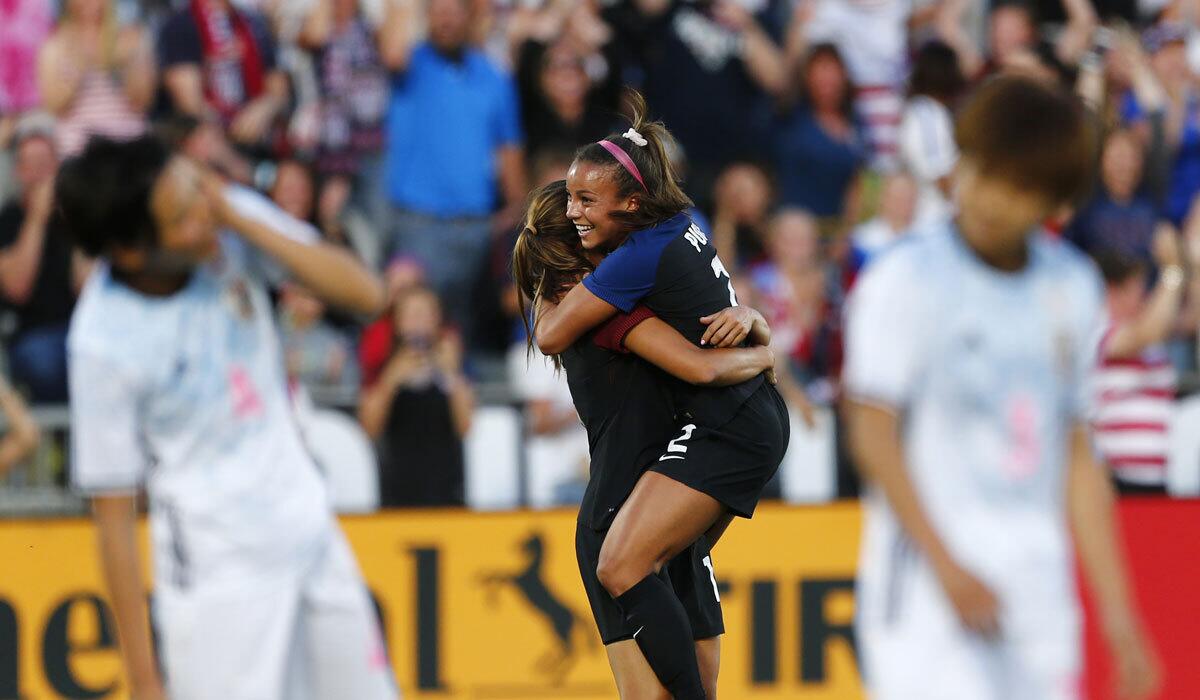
[561, 332, 678, 530]
[583, 213, 765, 426]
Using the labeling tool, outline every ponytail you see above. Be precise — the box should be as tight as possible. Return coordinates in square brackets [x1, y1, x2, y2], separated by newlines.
[574, 90, 694, 230]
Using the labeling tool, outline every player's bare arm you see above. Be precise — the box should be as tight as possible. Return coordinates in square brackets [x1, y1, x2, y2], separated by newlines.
[846, 399, 1001, 638]
[92, 495, 165, 700]
[534, 281, 618, 355]
[1066, 424, 1161, 699]
[699, 305, 771, 348]
[204, 175, 385, 316]
[624, 316, 775, 387]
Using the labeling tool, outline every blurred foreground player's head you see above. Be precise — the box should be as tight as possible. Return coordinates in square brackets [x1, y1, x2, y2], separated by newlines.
[56, 136, 222, 282]
[953, 76, 1093, 268]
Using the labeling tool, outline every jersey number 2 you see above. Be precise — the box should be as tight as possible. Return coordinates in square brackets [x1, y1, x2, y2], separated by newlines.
[711, 255, 738, 307]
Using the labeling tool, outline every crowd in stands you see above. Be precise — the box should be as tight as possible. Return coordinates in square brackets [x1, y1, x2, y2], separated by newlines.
[1, 0, 1200, 504]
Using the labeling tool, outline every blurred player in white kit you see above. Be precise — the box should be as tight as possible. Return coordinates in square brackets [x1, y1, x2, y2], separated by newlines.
[56, 136, 398, 700]
[845, 77, 1160, 700]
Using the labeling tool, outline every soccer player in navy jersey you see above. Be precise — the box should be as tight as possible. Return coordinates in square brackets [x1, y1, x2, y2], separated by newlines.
[533, 93, 791, 699]
[514, 179, 777, 698]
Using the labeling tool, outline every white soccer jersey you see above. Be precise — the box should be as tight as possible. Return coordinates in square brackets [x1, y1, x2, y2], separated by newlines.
[69, 186, 336, 591]
[844, 222, 1104, 666]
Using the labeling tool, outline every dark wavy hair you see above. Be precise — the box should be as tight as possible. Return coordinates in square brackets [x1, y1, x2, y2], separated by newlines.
[55, 135, 172, 257]
[909, 40, 967, 105]
[571, 90, 694, 234]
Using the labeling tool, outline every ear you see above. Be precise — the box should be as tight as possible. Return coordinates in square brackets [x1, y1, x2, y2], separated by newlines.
[625, 194, 641, 213]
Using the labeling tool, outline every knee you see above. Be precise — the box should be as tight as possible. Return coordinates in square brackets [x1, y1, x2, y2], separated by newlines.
[596, 546, 650, 598]
[595, 552, 634, 599]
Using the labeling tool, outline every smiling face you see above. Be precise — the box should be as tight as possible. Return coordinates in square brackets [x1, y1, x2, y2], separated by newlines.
[565, 160, 639, 251]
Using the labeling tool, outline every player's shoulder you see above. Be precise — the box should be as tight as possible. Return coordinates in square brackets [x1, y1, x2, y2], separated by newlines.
[1032, 231, 1103, 288]
[859, 221, 953, 283]
[607, 213, 691, 263]
[68, 264, 174, 373]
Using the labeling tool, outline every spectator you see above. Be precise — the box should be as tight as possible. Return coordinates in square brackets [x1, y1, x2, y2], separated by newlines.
[380, 0, 526, 348]
[514, 4, 621, 157]
[710, 161, 773, 272]
[158, 0, 290, 149]
[156, 112, 260, 185]
[792, 0, 915, 168]
[316, 161, 386, 269]
[774, 43, 869, 236]
[36, 0, 154, 158]
[507, 343, 589, 509]
[271, 157, 317, 222]
[748, 208, 838, 411]
[1123, 22, 1200, 227]
[898, 40, 964, 229]
[358, 286, 473, 507]
[299, 0, 391, 228]
[611, 0, 788, 208]
[0, 373, 39, 478]
[359, 257, 426, 389]
[937, 0, 1097, 80]
[1067, 129, 1159, 264]
[1092, 225, 1192, 494]
[850, 171, 916, 267]
[278, 283, 360, 394]
[0, 121, 84, 402]
[0, 0, 52, 149]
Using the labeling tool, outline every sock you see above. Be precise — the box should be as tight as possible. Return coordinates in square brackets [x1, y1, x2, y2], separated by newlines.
[614, 574, 706, 699]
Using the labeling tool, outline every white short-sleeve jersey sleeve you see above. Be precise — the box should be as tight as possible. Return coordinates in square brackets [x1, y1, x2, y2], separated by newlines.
[843, 249, 929, 409]
[69, 351, 152, 494]
[1069, 266, 1107, 421]
[899, 98, 957, 183]
[223, 185, 322, 286]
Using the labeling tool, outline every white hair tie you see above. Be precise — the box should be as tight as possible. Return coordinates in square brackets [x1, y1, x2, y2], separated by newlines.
[623, 128, 648, 147]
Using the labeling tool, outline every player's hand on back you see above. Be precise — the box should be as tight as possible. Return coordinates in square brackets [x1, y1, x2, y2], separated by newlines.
[700, 306, 759, 347]
[935, 559, 1001, 638]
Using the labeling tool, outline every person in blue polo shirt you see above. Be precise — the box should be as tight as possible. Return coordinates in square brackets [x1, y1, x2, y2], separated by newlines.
[380, 0, 526, 347]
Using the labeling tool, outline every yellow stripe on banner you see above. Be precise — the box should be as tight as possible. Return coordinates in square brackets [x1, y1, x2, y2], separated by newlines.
[0, 503, 865, 699]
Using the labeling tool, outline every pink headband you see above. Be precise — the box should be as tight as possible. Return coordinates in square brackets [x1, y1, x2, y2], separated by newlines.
[598, 140, 647, 192]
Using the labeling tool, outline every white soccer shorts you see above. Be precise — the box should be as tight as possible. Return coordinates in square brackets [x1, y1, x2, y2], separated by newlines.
[858, 557, 1080, 700]
[154, 530, 398, 700]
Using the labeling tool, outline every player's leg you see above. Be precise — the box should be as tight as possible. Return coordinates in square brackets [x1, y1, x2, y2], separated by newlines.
[605, 640, 671, 700]
[595, 471, 724, 699]
[1009, 601, 1083, 700]
[155, 582, 301, 700]
[296, 531, 398, 699]
[695, 637, 721, 699]
[858, 559, 1001, 700]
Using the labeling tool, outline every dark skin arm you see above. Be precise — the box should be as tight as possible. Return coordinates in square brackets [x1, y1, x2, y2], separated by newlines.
[624, 316, 775, 386]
